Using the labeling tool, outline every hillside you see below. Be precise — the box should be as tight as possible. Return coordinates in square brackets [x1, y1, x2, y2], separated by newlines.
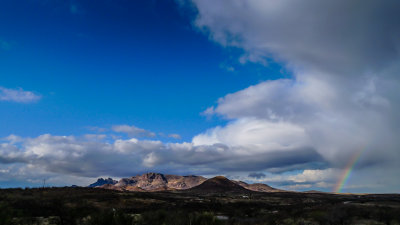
[233, 180, 279, 192]
[186, 176, 250, 194]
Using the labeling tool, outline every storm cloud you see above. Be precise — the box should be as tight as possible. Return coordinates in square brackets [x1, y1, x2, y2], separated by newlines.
[184, 0, 400, 192]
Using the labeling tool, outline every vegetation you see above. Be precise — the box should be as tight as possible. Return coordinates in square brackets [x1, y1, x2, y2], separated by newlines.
[0, 187, 399, 225]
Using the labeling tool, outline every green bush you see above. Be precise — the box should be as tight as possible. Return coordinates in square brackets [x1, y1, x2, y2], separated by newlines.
[0, 202, 13, 225]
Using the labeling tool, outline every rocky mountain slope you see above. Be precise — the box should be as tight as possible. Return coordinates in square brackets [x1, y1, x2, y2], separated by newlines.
[91, 172, 207, 192]
[186, 176, 250, 193]
[88, 178, 118, 187]
[89, 173, 279, 193]
[232, 180, 278, 192]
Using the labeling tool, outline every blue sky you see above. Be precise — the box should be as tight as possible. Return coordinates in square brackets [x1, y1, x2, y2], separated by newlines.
[0, 0, 284, 140]
[1, 0, 399, 193]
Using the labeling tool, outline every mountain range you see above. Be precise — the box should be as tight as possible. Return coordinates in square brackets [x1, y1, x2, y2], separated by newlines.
[89, 172, 278, 193]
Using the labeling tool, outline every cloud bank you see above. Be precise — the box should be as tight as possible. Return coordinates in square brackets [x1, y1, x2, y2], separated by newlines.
[0, 132, 324, 186]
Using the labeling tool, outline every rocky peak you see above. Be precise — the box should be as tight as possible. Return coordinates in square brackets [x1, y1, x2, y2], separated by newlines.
[88, 178, 118, 187]
[140, 172, 167, 183]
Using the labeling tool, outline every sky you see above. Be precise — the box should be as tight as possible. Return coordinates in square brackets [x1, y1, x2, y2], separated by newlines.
[0, 0, 399, 193]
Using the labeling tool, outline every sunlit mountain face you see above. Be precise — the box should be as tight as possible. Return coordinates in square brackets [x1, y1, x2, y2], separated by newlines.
[1, 0, 400, 194]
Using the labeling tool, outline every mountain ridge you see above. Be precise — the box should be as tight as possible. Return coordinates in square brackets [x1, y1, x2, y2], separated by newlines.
[89, 173, 280, 193]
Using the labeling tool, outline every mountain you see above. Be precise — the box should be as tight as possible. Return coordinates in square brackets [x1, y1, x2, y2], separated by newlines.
[88, 178, 118, 187]
[186, 176, 249, 193]
[107, 172, 207, 191]
[91, 173, 279, 193]
[233, 180, 278, 192]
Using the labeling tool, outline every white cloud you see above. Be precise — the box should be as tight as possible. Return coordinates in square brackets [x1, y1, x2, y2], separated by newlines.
[0, 87, 41, 103]
[142, 152, 160, 167]
[193, 118, 309, 152]
[4, 135, 23, 144]
[244, 169, 338, 184]
[195, 75, 398, 168]
[83, 134, 107, 141]
[287, 169, 338, 183]
[112, 124, 156, 138]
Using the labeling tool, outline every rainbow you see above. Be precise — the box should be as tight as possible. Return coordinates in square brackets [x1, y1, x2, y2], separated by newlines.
[333, 149, 364, 193]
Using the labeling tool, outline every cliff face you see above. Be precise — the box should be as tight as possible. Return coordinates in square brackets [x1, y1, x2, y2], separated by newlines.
[115, 173, 170, 191]
[103, 173, 207, 191]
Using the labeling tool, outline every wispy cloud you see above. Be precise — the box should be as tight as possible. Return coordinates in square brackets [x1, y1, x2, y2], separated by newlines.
[219, 63, 235, 72]
[168, 133, 181, 139]
[86, 126, 107, 133]
[112, 125, 156, 138]
[248, 172, 266, 179]
[0, 87, 41, 103]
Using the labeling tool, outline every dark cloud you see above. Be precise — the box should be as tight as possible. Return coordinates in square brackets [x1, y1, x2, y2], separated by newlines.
[248, 172, 265, 179]
[190, 0, 400, 75]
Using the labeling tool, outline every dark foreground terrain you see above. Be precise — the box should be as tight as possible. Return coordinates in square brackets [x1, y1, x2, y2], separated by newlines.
[1, 187, 400, 225]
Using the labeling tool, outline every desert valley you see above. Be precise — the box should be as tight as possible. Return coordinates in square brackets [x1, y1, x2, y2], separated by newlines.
[1, 173, 400, 225]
